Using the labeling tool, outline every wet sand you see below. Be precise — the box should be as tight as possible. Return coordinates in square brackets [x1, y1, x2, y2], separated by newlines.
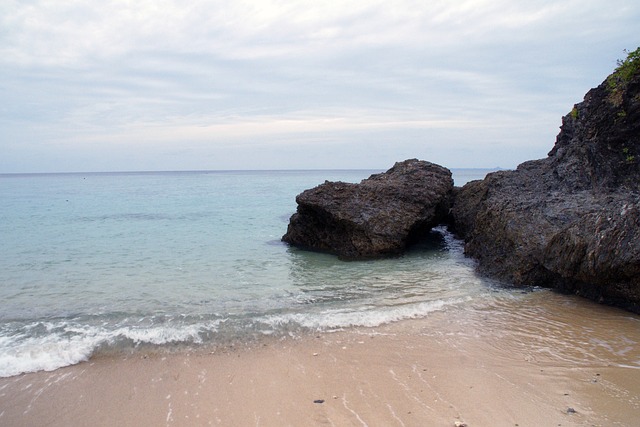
[1, 291, 639, 426]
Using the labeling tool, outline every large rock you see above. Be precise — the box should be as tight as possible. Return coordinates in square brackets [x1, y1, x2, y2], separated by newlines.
[282, 159, 453, 259]
[452, 50, 640, 312]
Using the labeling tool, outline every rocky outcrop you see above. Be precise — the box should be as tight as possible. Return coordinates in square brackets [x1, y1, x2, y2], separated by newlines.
[452, 50, 640, 312]
[281, 50, 640, 312]
[282, 159, 453, 259]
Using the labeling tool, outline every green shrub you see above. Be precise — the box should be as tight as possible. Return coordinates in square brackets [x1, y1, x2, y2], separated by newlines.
[607, 47, 640, 106]
[614, 47, 640, 82]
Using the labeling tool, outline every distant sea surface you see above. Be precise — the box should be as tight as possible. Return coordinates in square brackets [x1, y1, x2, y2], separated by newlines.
[3, 167, 629, 378]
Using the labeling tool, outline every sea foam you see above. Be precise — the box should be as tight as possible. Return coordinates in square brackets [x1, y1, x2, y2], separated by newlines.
[0, 320, 224, 378]
[260, 297, 466, 332]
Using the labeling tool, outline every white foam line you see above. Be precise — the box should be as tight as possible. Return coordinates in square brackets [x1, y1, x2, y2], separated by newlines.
[166, 401, 173, 425]
[262, 298, 466, 332]
[390, 368, 435, 414]
[386, 403, 406, 427]
[341, 394, 368, 427]
[412, 364, 455, 415]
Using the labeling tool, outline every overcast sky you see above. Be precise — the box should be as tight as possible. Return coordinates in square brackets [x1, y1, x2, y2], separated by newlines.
[1, 1, 639, 173]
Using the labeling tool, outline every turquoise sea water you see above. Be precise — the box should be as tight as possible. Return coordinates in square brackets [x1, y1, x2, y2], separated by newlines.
[0, 168, 504, 377]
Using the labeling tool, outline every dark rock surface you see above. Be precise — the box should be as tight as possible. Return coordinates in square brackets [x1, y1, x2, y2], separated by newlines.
[282, 159, 453, 259]
[452, 54, 640, 312]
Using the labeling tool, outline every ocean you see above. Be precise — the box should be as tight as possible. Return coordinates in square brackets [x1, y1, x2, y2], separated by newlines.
[1, 168, 636, 378]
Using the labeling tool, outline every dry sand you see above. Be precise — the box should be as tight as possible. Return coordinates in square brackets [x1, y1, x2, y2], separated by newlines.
[1, 293, 639, 426]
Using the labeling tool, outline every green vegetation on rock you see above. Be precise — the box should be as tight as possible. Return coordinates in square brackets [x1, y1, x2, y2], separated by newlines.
[570, 106, 579, 119]
[607, 47, 640, 105]
[614, 47, 640, 82]
[623, 147, 635, 164]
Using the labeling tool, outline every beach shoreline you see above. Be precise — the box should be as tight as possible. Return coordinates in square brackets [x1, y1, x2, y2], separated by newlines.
[2, 293, 638, 427]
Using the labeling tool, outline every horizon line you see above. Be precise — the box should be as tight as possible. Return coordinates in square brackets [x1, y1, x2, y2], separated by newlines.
[0, 166, 506, 176]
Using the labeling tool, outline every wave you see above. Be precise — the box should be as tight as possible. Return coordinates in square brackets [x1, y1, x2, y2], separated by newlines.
[259, 297, 465, 332]
[0, 319, 224, 378]
[0, 296, 466, 378]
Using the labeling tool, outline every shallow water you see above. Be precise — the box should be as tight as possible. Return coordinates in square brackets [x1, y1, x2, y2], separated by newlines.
[3, 167, 637, 378]
[421, 289, 640, 370]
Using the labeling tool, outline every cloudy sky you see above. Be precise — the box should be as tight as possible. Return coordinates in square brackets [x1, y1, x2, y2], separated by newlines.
[1, 1, 639, 173]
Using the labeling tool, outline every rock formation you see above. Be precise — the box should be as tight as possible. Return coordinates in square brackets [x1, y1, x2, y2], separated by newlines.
[282, 159, 453, 259]
[452, 49, 640, 312]
[282, 49, 640, 312]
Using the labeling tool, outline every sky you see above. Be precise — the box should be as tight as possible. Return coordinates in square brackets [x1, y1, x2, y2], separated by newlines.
[1, 1, 639, 173]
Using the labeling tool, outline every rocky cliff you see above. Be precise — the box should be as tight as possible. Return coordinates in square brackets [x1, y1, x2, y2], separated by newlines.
[282, 49, 640, 312]
[452, 48, 640, 312]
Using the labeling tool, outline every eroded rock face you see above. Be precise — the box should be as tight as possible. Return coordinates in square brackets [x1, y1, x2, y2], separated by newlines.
[282, 159, 453, 259]
[452, 61, 640, 312]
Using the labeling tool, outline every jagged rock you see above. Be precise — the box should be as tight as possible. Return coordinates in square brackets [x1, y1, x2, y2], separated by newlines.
[282, 159, 453, 259]
[452, 50, 640, 312]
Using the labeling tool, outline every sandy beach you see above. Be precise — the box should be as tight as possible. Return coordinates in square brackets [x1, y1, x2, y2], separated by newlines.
[1, 292, 639, 427]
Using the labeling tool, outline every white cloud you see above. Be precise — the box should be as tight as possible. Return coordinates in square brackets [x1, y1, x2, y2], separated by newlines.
[1, 0, 613, 65]
[1, 0, 639, 172]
